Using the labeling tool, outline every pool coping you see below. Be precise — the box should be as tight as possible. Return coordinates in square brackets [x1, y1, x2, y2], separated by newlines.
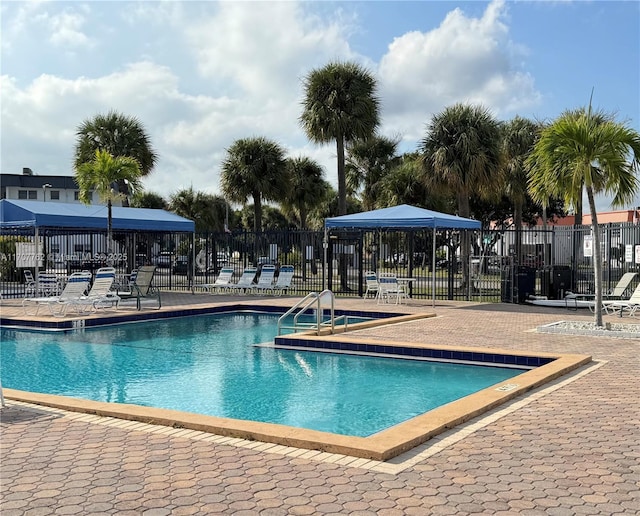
[2, 329, 591, 461]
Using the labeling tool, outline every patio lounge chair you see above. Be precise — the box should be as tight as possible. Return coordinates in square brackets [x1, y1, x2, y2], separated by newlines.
[573, 272, 637, 306]
[71, 267, 120, 312]
[602, 283, 640, 317]
[364, 271, 379, 299]
[272, 265, 295, 296]
[23, 271, 92, 316]
[117, 265, 161, 310]
[194, 267, 234, 294]
[226, 267, 257, 295]
[252, 264, 277, 295]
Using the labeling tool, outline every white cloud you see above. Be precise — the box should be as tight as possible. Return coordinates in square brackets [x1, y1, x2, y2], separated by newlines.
[378, 0, 541, 146]
[49, 8, 90, 47]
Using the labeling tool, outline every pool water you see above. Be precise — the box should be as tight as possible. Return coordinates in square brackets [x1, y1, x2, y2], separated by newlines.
[0, 312, 521, 437]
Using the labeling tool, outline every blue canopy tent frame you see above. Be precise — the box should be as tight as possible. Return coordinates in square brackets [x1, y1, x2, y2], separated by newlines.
[324, 204, 482, 306]
[0, 200, 195, 286]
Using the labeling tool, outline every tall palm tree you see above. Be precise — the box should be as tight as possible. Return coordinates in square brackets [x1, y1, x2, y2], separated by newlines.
[75, 150, 142, 252]
[300, 61, 380, 215]
[74, 111, 157, 206]
[345, 135, 400, 211]
[501, 116, 541, 264]
[282, 157, 330, 229]
[420, 103, 502, 287]
[220, 137, 289, 233]
[527, 105, 640, 326]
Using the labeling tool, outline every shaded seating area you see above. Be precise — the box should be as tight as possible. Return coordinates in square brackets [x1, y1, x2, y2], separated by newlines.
[117, 265, 161, 310]
[376, 273, 407, 305]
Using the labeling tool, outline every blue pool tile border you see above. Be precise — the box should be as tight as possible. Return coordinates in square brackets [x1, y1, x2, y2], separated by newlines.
[273, 336, 555, 368]
[1, 305, 403, 332]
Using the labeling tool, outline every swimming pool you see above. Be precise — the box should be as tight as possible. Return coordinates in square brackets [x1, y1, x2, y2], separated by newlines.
[1, 312, 523, 437]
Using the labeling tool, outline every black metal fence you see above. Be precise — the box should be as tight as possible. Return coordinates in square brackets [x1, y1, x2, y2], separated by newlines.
[1, 223, 639, 303]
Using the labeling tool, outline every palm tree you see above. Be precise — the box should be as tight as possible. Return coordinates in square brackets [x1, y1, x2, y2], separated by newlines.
[220, 137, 289, 233]
[345, 135, 400, 211]
[501, 117, 541, 264]
[74, 111, 157, 206]
[527, 105, 640, 326]
[300, 61, 380, 215]
[75, 150, 142, 253]
[420, 103, 502, 288]
[169, 187, 229, 232]
[282, 157, 330, 229]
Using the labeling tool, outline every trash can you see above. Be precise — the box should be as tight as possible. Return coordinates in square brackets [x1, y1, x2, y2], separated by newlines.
[501, 266, 514, 303]
[502, 265, 536, 303]
[515, 266, 536, 303]
[550, 266, 572, 299]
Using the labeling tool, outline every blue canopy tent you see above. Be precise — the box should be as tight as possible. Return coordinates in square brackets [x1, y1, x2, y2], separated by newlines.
[1, 200, 195, 278]
[0, 200, 194, 232]
[325, 204, 481, 305]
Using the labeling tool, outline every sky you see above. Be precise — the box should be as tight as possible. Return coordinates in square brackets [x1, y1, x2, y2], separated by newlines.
[2, 0, 639, 212]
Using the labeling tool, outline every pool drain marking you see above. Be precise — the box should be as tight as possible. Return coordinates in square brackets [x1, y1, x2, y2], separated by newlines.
[496, 383, 519, 392]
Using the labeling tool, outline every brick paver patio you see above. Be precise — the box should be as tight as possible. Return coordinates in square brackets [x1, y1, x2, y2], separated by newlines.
[1, 293, 638, 514]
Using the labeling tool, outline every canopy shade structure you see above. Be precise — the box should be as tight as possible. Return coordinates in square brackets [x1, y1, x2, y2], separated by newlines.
[0, 200, 195, 232]
[324, 205, 481, 308]
[325, 204, 481, 230]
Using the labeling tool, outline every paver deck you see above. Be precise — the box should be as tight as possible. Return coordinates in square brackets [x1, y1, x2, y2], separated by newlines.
[1, 293, 638, 515]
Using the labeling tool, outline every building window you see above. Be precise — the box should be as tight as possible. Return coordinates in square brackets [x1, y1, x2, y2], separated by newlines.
[18, 190, 37, 199]
[50, 190, 60, 200]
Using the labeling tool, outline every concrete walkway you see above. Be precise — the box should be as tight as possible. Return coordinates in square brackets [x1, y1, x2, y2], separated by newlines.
[1, 294, 639, 515]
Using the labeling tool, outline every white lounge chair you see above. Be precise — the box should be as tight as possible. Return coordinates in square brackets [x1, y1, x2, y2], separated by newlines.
[252, 264, 277, 295]
[72, 267, 119, 312]
[226, 267, 257, 295]
[196, 267, 235, 294]
[22, 271, 92, 316]
[602, 283, 640, 317]
[272, 265, 295, 296]
[364, 271, 379, 299]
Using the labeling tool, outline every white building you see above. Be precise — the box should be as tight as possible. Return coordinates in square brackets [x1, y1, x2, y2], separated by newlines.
[1, 168, 100, 204]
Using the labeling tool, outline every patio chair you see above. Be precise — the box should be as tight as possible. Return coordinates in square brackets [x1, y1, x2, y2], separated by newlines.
[36, 272, 62, 297]
[22, 271, 92, 317]
[574, 272, 637, 306]
[377, 273, 407, 305]
[71, 267, 120, 312]
[23, 270, 36, 297]
[194, 267, 234, 294]
[272, 265, 295, 296]
[364, 271, 379, 299]
[117, 265, 161, 310]
[252, 264, 277, 295]
[602, 283, 640, 317]
[226, 267, 257, 295]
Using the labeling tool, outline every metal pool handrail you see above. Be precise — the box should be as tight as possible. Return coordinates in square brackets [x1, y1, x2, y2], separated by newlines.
[277, 289, 336, 335]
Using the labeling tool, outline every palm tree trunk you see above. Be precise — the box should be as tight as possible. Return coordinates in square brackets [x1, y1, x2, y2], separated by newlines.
[336, 136, 346, 215]
[586, 186, 603, 327]
[514, 200, 523, 266]
[107, 198, 113, 255]
[457, 191, 471, 290]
